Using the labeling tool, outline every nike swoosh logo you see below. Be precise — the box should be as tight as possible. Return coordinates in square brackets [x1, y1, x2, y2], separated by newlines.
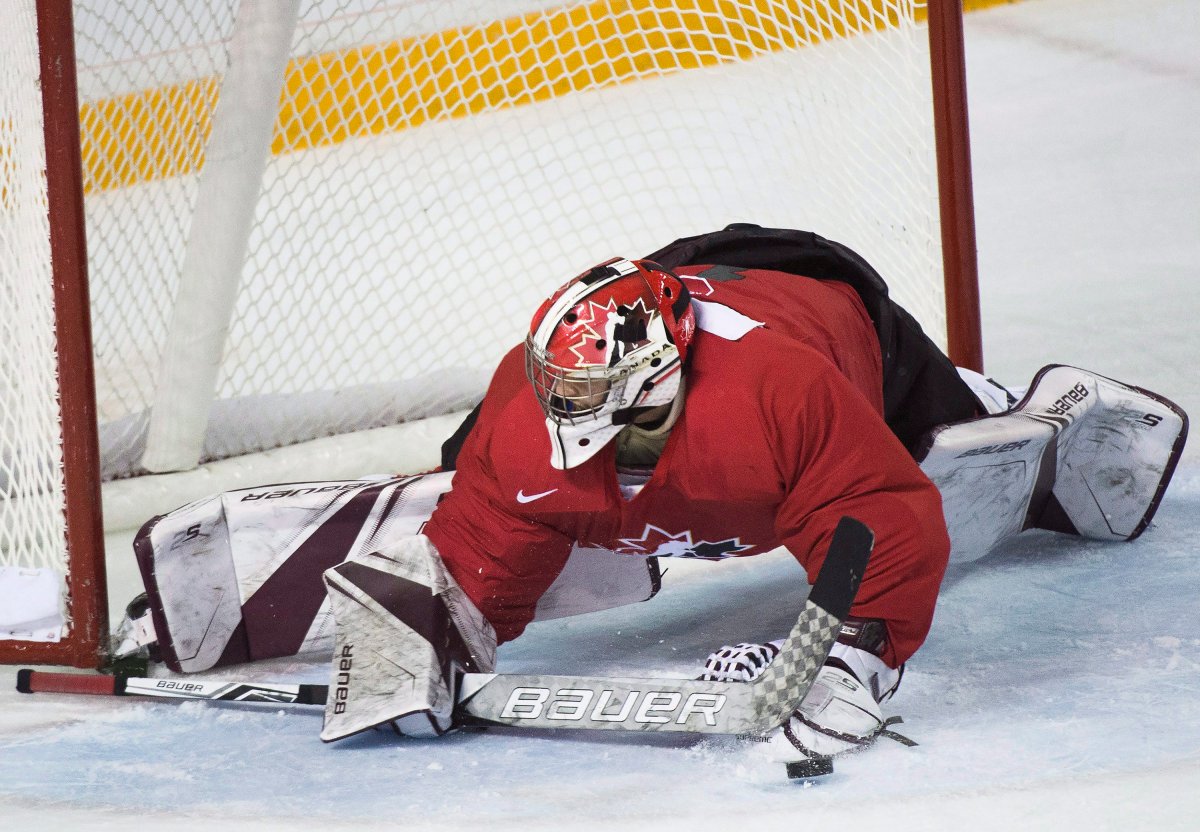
[516, 488, 559, 504]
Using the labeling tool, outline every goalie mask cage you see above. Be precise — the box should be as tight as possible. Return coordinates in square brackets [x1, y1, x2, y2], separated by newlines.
[1, 0, 979, 667]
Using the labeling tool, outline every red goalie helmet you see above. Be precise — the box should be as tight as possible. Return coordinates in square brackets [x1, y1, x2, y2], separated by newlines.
[525, 258, 695, 469]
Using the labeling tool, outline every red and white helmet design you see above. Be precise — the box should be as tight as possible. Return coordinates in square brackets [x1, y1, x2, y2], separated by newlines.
[525, 258, 695, 469]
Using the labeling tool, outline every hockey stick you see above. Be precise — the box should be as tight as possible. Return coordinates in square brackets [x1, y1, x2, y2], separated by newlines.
[456, 516, 872, 734]
[18, 518, 872, 737]
[15, 671, 328, 705]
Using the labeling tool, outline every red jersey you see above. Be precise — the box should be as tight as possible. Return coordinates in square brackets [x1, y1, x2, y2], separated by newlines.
[425, 266, 950, 667]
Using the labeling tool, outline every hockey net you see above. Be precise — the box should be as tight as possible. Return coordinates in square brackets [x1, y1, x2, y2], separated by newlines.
[2, 0, 976, 665]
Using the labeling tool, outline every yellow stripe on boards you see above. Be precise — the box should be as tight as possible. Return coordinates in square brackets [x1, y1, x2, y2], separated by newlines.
[80, 77, 217, 194]
[76, 0, 1022, 194]
[960, 0, 1021, 12]
[270, 1, 905, 153]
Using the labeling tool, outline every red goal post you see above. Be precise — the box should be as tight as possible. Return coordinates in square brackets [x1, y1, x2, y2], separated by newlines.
[0, 0, 106, 668]
[929, 0, 983, 373]
[2, 0, 980, 668]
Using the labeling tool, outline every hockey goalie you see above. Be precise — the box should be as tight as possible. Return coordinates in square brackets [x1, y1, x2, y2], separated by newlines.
[125, 225, 1188, 759]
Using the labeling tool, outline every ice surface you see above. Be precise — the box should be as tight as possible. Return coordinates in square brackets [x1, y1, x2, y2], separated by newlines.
[3, 0, 1200, 828]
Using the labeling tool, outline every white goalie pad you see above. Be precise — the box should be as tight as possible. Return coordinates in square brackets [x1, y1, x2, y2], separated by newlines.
[918, 365, 1188, 564]
[133, 471, 660, 673]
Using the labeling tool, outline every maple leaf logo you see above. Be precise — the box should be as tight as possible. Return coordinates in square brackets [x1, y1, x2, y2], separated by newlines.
[563, 298, 609, 366]
[562, 297, 654, 367]
[615, 524, 755, 560]
[680, 265, 747, 298]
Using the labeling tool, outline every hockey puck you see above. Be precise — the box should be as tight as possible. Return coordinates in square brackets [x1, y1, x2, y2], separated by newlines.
[785, 756, 834, 780]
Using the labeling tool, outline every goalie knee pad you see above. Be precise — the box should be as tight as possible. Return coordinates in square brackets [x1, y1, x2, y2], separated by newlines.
[918, 365, 1187, 563]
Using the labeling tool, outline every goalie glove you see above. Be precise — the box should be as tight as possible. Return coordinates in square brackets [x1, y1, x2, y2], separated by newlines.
[786, 617, 907, 757]
[782, 653, 897, 758]
[700, 619, 908, 757]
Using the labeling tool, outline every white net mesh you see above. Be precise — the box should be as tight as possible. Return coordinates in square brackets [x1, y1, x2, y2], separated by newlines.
[0, 0, 69, 629]
[75, 0, 943, 480]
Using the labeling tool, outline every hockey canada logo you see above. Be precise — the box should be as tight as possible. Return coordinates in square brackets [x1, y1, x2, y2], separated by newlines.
[615, 524, 754, 559]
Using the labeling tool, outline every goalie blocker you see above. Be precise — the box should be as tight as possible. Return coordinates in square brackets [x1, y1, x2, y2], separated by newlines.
[321, 535, 497, 740]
